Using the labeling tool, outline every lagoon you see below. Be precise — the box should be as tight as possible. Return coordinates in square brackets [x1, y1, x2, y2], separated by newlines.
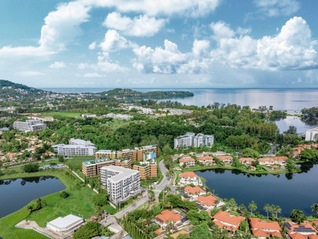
[0, 176, 65, 218]
[196, 164, 318, 217]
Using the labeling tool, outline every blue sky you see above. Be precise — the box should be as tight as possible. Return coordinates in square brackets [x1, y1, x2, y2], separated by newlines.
[0, 0, 318, 88]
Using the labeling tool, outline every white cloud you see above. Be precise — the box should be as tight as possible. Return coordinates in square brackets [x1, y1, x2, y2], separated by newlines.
[49, 61, 66, 69]
[100, 30, 134, 52]
[81, 72, 104, 78]
[210, 21, 235, 41]
[17, 71, 45, 77]
[254, 0, 300, 17]
[82, 0, 220, 17]
[192, 39, 210, 57]
[88, 42, 97, 50]
[79, 53, 128, 73]
[211, 17, 318, 71]
[133, 39, 209, 74]
[104, 12, 165, 37]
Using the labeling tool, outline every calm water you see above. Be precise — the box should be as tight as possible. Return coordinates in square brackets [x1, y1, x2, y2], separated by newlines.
[43, 88, 318, 112]
[275, 116, 316, 134]
[197, 165, 318, 216]
[0, 177, 65, 218]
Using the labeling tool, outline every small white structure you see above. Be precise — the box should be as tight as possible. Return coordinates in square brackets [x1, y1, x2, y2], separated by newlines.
[47, 214, 83, 233]
[305, 127, 318, 141]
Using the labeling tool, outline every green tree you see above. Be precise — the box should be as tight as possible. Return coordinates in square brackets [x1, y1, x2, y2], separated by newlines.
[93, 193, 107, 207]
[190, 223, 213, 239]
[73, 221, 100, 239]
[248, 201, 257, 214]
[23, 163, 39, 173]
[263, 204, 271, 218]
[311, 203, 318, 216]
[290, 209, 306, 224]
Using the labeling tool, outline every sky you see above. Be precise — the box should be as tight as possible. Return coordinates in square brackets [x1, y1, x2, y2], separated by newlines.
[0, 0, 318, 88]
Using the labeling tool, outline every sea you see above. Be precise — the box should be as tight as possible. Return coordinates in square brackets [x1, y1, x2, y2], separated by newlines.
[43, 88, 318, 112]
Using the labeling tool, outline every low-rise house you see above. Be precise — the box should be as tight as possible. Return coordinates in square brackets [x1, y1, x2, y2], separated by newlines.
[179, 172, 202, 186]
[197, 195, 218, 210]
[179, 157, 195, 167]
[184, 186, 206, 200]
[217, 155, 233, 165]
[284, 221, 318, 239]
[212, 210, 245, 233]
[258, 156, 288, 167]
[155, 210, 184, 229]
[249, 218, 282, 238]
[197, 155, 215, 165]
[239, 157, 255, 166]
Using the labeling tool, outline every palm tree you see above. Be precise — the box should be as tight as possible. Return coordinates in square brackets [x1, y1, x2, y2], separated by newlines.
[264, 204, 271, 218]
[248, 201, 257, 215]
[272, 205, 282, 218]
[311, 203, 318, 216]
[290, 209, 306, 224]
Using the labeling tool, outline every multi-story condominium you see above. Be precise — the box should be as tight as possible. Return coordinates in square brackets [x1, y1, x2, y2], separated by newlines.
[53, 138, 96, 157]
[13, 119, 46, 132]
[174, 133, 214, 149]
[133, 163, 157, 179]
[100, 166, 140, 205]
[305, 127, 318, 141]
[82, 159, 115, 177]
[82, 158, 132, 177]
[96, 145, 159, 162]
[179, 172, 202, 186]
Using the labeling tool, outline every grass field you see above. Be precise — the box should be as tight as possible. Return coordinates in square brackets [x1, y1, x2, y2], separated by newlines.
[41, 111, 81, 118]
[0, 168, 114, 239]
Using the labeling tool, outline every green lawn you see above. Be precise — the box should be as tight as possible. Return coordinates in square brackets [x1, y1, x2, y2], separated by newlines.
[41, 111, 81, 118]
[0, 168, 113, 239]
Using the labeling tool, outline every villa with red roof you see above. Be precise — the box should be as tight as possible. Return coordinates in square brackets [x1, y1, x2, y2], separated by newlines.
[183, 186, 206, 200]
[197, 195, 218, 210]
[284, 221, 318, 239]
[249, 218, 282, 238]
[179, 157, 195, 167]
[179, 172, 202, 186]
[212, 210, 245, 233]
[239, 157, 255, 166]
[197, 155, 215, 165]
[258, 156, 288, 167]
[155, 210, 184, 229]
[217, 155, 233, 165]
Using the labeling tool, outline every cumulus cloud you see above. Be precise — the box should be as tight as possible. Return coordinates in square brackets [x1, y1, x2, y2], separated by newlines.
[104, 12, 165, 37]
[100, 30, 135, 52]
[133, 39, 209, 74]
[192, 39, 210, 57]
[88, 42, 97, 50]
[82, 0, 220, 17]
[211, 17, 318, 71]
[79, 53, 128, 73]
[254, 0, 300, 17]
[49, 61, 66, 69]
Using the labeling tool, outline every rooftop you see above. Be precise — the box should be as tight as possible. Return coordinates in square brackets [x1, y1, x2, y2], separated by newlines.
[101, 165, 139, 182]
[155, 210, 182, 224]
[179, 171, 198, 179]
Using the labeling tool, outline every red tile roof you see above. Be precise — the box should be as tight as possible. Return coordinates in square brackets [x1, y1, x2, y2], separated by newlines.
[249, 218, 282, 238]
[184, 186, 205, 195]
[217, 155, 233, 161]
[239, 157, 255, 163]
[259, 156, 288, 163]
[197, 195, 218, 207]
[179, 171, 198, 179]
[156, 210, 182, 224]
[179, 157, 195, 163]
[197, 156, 214, 161]
[213, 211, 245, 232]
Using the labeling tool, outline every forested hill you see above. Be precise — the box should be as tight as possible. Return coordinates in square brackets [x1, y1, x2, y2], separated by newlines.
[102, 88, 194, 99]
[0, 79, 46, 100]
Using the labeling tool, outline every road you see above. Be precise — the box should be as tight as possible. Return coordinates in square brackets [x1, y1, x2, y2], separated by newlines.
[154, 160, 171, 197]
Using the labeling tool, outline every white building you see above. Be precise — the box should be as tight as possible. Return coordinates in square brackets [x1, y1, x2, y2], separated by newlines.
[47, 214, 83, 233]
[53, 138, 96, 157]
[13, 119, 46, 132]
[101, 166, 140, 205]
[174, 133, 214, 149]
[305, 127, 318, 141]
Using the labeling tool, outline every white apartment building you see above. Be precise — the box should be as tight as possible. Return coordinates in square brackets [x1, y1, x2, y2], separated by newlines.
[305, 127, 318, 141]
[13, 119, 46, 132]
[53, 138, 96, 157]
[174, 133, 214, 149]
[100, 166, 140, 205]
